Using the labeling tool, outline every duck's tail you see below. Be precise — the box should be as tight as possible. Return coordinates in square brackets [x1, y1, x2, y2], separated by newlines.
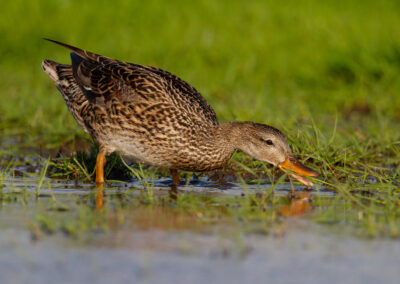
[41, 59, 81, 100]
[41, 59, 89, 132]
[42, 59, 69, 83]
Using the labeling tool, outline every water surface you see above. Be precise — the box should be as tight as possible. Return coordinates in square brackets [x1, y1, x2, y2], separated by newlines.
[0, 175, 399, 284]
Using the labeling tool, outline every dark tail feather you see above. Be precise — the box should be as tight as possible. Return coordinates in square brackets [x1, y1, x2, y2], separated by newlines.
[70, 51, 84, 77]
[43, 38, 101, 61]
[70, 52, 83, 65]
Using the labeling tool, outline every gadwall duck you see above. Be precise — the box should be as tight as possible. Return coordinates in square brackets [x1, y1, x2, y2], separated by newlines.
[42, 39, 319, 187]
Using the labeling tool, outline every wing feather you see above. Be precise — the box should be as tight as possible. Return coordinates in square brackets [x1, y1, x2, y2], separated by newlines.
[44, 39, 218, 126]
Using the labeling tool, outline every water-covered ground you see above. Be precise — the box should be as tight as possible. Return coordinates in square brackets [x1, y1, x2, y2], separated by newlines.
[1, 176, 399, 284]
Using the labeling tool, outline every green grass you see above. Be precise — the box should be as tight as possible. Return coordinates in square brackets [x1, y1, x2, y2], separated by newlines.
[0, 0, 400, 240]
[1, 0, 400, 144]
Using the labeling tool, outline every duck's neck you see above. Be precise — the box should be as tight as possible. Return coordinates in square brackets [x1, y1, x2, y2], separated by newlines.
[210, 122, 247, 151]
[173, 122, 248, 171]
[192, 122, 246, 170]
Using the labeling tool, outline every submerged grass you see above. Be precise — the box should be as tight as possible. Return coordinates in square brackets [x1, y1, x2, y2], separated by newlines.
[0, 151, 399, 240]
[18, 182, 400, 240]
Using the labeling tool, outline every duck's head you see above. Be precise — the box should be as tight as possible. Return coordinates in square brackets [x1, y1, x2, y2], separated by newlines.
[234, 122, 319, 187]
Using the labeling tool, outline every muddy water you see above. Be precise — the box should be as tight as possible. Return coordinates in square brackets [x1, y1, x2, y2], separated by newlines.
[0, 175, 399, 284]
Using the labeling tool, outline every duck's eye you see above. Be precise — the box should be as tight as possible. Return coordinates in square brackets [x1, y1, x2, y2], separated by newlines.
[265, 139, 273, 145]
[259, 138, 274, 145]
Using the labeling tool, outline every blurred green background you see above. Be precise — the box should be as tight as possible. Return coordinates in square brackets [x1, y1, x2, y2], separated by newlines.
[1, 0, 400, 147]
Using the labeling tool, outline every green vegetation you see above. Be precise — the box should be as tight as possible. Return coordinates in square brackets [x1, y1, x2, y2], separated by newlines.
[0, 0, 399, 240]
[2, 0, 400, 144]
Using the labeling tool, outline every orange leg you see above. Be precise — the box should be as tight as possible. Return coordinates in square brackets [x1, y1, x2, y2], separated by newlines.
[171, 169, 181, 185]
[95, 152, 107, 185]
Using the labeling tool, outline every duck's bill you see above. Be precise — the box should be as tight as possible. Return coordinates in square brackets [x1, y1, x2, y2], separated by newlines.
[278, 157, 319, 188]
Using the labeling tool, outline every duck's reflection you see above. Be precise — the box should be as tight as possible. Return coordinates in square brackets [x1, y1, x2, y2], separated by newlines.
[168, 185, 179, 202]
[91, 183, 313, 217]
[278, 191, 313, 216]
[94, 185, 105, 211]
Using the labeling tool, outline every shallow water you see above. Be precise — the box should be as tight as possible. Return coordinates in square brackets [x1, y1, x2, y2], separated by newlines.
[0, 174, 399, 284]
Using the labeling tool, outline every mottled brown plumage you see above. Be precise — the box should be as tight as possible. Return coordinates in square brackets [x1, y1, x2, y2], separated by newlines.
[42, 39, 319, 186]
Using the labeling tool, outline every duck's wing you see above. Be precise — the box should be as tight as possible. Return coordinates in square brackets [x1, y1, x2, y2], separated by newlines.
[130, 64, 219, 126]
[44, 39, 219, 126]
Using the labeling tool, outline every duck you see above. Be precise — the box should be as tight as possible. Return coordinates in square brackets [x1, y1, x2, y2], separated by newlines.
[41, 39, 319, 187]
